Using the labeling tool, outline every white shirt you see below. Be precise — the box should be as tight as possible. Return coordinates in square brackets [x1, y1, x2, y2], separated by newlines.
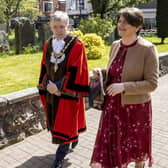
[50, 38, 65, 64]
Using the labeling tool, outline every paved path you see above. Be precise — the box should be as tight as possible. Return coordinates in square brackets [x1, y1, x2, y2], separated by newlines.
[0, 75, 168, 168]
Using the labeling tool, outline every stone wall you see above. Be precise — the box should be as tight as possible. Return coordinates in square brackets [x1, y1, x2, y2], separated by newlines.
[0, 53, 168, 149]
[0, 88, 46, 149]
[159, 52, 168, 77]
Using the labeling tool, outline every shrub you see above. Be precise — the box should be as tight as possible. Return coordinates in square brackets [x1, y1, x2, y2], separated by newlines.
[70, 30, 83, 40]
[0, 50, 8, 57]
[23, 44, 39, 54]
[82, 33, 105, 59]
[79, 15, 113, 40]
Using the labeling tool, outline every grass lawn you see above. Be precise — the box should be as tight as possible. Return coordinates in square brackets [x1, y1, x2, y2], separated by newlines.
[0, 53, 41, 94]
[0, 37, 168, 95]
[88, 45, 110, 70]
[144, 36, 168, 53]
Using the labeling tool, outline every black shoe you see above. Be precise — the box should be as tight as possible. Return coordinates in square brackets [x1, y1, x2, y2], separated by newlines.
[71, 140, 78, 149]
[51, 160, 63, 168]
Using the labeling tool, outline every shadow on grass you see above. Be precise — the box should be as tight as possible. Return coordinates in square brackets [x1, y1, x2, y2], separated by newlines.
[153, 42, 168, 45]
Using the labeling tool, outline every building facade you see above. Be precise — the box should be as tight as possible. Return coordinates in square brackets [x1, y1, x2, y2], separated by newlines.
[138, 0, 157, 30]
[66, 0, 92, 27]
[37, 0, 157, 29]
[66, 0, 92, 16]
[38, 0, 66, 16]
[38, 0, 92, 27]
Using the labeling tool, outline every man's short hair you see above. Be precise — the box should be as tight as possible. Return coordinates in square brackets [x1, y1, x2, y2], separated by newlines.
[50, 11, 69, 25]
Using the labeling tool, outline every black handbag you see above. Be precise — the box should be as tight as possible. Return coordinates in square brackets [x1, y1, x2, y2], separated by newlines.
[89, 69, 105, 110]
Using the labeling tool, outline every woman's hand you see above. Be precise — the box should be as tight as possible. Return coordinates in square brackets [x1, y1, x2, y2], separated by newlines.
[106, 83, 125, 96]
[47, 80, 61, 96]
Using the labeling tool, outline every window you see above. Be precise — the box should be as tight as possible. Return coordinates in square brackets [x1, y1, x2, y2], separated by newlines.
[69, 0, 85, 10]
[69, 0, 77, 10]
[144, 18, 156, 29]
[43, 1, 53, 13]
[78, 0, 84, 10]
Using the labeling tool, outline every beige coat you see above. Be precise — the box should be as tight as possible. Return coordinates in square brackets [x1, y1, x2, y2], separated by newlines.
[105, 36, 159, 105]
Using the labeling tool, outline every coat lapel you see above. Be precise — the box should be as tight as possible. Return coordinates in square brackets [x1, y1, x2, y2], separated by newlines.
[106, 41, 121, 82]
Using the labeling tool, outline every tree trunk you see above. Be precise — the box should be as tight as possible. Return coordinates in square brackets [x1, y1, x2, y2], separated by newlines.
[15, 23, 22, 54]
[161, 37, 165, 44]
[100, 12, 104, 19]
[6, 17, 9, 34]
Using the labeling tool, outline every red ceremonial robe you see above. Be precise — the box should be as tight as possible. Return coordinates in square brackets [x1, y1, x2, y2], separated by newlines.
[38, 35, 89, 144]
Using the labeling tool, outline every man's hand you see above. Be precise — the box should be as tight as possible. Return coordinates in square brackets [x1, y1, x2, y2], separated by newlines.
[106, 83, 125, 96]
[47, 80, 61, 96]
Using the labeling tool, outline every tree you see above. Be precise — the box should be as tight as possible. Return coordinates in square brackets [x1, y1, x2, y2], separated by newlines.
[0, 1, 6, 23]
[156, 0, 168, 44]
[0, 0, 23, 33]
[89, 0, 111, 18]
[79, 15, 113, 40]
[89, 0, 150, 19]
[20, 0, 40, 20]
[0, 1, 5, 23]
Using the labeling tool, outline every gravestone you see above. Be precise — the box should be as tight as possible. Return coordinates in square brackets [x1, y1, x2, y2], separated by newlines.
[21, 20, 35, 48]
[38, 23, 52, 47]
[15, 18, 35, 54]
[0, 31, 10, 52]
[15, 22, 22, 54]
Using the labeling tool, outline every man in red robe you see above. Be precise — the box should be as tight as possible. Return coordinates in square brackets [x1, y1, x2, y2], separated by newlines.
[37, 11, 89, 168]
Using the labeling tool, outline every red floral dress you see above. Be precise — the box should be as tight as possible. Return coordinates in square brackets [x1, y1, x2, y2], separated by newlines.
[91, 40, 153, 168]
